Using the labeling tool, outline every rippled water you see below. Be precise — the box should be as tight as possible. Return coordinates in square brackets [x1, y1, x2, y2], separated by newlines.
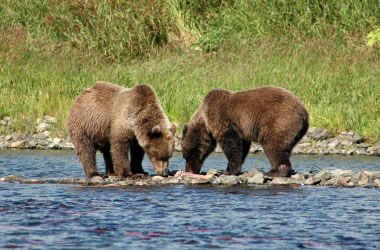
[0, 150, 379, 249]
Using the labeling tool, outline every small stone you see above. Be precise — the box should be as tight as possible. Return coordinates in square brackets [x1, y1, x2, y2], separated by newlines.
[218, 175, 239, 185]
[105, 176, 122, 183]
[333, 176, 351, 186]
[238, 172, 250, 183]
[338, 131, 363, 143]
[291, 173, 305, 180]
[61, 142, 74, 150]
[248, 168, 264, 177]
[305, 176, 321, 185]
[53, 137, 62, 144]
[166, 176, 183, 184]
[307, 127, 333, 140]
[152, 176, 165, 183]
[25, 141, 36, 149]
[357, 143, 370, 148]
[185, 178, 210, 185]
[0, 175, 24, 182]
[344, 149, 355, 155]
[88, 176, 105, 184]
[331, 169, 354, 177]
[269, 177, 296, 185]
[5, 135, 12, 141]
[36, 122, 50, 132]
[327, 140, 339, 150]
[42, 131, 51, 137]
[44, 116, 57, 124]
[340, 140, 352, 147]
[206, 169, 220, 176]
[299, 136, 312, 143]
[315, 170, 332, 181]
[10, 140, 26, 149]
[250, 143, 263, 153]
[247, 174, 265, 184]
[48, 143, 58, 149]
[374, 179, 380, 188]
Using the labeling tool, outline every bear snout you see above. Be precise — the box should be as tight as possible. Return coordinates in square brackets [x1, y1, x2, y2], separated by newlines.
[151, 160, 169, 177]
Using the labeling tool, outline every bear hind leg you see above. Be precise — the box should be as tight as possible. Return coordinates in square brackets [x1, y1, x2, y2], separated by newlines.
[130, 139, 146, 175]
[111, 139, 133, 178]
[101, 147, 114, 176]
[263, 146, 294, 177]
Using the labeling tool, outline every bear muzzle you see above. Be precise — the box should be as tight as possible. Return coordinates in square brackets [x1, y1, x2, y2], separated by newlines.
[151, 160, 169, 177]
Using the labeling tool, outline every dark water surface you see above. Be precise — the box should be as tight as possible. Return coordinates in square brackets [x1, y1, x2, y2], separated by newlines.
[0, 150, 379, 249]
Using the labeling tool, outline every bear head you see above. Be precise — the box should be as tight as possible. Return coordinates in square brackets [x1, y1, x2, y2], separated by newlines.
[181, 121, 216, 174]
[141, 122, 177, 176]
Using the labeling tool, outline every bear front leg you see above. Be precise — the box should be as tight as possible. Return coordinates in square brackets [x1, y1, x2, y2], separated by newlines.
[218, 130, 244, 175]
[130, 139, 147, 175]
[110, 139, 133, 178]
[75, 142, 99, 179]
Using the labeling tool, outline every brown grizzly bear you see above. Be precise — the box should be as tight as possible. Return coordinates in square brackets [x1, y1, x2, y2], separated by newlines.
[181, 87, 309, 177]
[67, 81, 177, 179]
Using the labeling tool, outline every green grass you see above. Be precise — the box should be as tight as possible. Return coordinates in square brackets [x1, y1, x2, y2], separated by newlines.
[0, 0, 379, 141]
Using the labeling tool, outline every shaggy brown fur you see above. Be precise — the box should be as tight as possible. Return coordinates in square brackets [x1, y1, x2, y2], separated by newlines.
[67, 82, 177, 179]
[181, 87, 309, 177]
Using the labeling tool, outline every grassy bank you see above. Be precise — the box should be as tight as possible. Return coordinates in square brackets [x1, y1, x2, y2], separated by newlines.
[0, 0, 379, 141]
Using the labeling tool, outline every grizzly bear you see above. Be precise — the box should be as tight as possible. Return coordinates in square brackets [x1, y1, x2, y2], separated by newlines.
[181, 87, 309, 177]
[67, 81, 177, 179]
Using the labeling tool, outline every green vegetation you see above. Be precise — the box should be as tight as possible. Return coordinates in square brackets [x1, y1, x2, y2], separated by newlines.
[0, 0, 379, 141]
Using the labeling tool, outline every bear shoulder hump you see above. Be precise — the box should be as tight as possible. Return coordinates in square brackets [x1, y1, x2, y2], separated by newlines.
[93, 81, 122, 91]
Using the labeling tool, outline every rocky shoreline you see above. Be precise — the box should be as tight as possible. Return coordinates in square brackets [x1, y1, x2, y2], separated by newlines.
[1, 115, 379, 156]
[1, 167, 379, 188]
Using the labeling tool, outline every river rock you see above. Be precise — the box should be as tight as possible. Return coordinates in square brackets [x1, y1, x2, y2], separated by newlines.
[330, 169, 354, 177]
[87, 176, 105, 184]
[0, 175, 24, 182]
[307, 127, 333, 140]
[246, 168, 265, 184]
[207, 169, 222, 177]
[333, 176, 352, 186]
[36, 122, 50, 132]
[10, 140, 26, 149]
[152, 176, 165, 184]
[338, 131, 363, 143]
[305, 176, 321, 185]
[291, 173, 306, 181]
[217, 175, 239, 185]
[44, 116, 57, 124]
[315, 170, 332, 181]
[250, 143, 263, 153]
[269, 177, 300, 185]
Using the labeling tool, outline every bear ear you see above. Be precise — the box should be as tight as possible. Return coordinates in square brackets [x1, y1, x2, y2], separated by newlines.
[182, 123, 188, 138]
[170, 122, 178, 135]
[150, 125, 162, 137]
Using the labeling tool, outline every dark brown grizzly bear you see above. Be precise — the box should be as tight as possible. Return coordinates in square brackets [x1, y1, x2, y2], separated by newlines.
[67, 81, 177, 179]
[181, 87, 309, 177]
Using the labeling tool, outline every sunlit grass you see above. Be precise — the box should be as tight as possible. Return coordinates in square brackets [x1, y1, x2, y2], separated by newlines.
[1, 37, 379, 140]
[0, 1, 379, 141]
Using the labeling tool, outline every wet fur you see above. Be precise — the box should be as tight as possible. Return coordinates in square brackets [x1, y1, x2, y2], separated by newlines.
[67, 82, 176, 179]
[182, 87, 309, 177]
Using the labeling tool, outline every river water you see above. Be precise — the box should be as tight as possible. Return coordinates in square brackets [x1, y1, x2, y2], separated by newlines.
[0, 150, 379, 249]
